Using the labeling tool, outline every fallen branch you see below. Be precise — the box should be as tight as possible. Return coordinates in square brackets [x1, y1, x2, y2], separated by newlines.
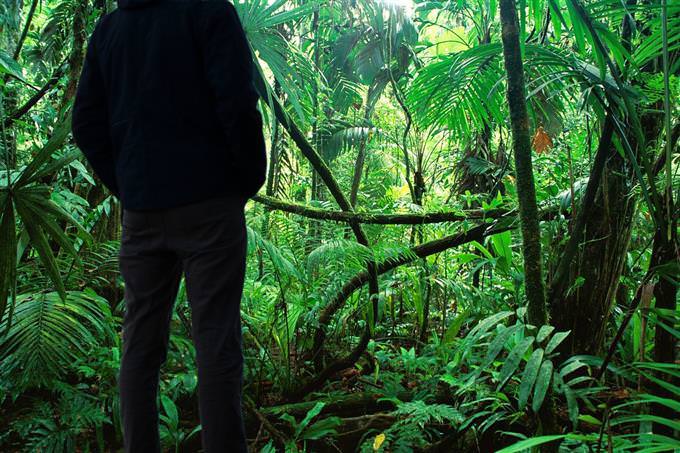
[333, 412, 396, 437]
[244, 398, 288, 447]
[253, 194, 510, 224]
[262, 391, 407, 418]
[291, 325, 372, 400]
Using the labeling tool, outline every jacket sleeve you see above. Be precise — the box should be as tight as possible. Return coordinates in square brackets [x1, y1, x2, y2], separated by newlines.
[71, 19, 120, 198]
[198, 0, 267, 197]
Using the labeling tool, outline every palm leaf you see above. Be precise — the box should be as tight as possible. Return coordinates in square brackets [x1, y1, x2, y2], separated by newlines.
[14, 197, 67, 301]
[14, 116, 72, 188]
[0, 290, 114, 389]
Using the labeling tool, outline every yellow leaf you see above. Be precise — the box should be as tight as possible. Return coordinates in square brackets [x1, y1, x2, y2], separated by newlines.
[373, 433, 386, 450]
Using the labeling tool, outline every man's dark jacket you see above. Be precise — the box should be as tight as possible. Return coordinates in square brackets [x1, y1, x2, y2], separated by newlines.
[72, 0, 267, 210]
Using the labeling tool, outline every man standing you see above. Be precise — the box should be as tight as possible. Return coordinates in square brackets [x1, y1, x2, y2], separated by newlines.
[71, 0, 266, 451]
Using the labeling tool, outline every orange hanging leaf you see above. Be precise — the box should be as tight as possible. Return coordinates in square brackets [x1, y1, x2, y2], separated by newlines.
[532, 126, 553, 154]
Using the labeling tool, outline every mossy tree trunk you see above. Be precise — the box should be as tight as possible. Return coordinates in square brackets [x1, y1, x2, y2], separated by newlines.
[499, 0, 548, 327]
[500, 0, 557, 447]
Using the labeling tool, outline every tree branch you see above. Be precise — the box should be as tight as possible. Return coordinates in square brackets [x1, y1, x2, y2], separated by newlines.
[3, 61, 67, 130]
[252, 65, 381, 370]
[252, 194, 511, 224]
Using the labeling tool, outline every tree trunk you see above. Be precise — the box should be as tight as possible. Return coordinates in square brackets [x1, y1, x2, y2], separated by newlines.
[266, 79, 283, 198]
[500, 0, 556, 447]
[308, 7, 324, 251]
[349, 137, 367, 207]
[499, 0, 548, 327]
[553, 98, 664, 355]
[554, 148, 636, 354]
[650, 191, 678, 437]
[59, 0, 88, 114]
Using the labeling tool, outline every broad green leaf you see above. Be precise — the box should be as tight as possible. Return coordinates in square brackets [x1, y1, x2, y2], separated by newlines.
[578, 414, 602, 426]
[490, 230, 512, 273]
[536, 325, 554, 343]
[610, 415, 680, 432]
[497, 336, 535, 391]
[28, 150, 80, 184]
[478, 324, 523, 373]
[532, 359, 554, 412]
[519, 348, 544, 410]
[615, 394, 680, 413]
[302, 416, 342, 440]
[261, 1, 318, 28]
[443, 308, 469, 344]
[22, 189, 90, 240]
[559, 358, 588, 377]
[565, 0, 586, 53]
[17, 194, 81, 265]
[566, 375, 593, 387]
[470, 240, 494, 260]
[68, 159, 96, 185]
[0, 49, 25, 82]
[564, 384, 579, 427]
[296, 401, 325, 438]
[545, 330, 570, 354]
[161, 395, 178, 424]
[467, 311, 514, 340]
[495, 435, 566, 453]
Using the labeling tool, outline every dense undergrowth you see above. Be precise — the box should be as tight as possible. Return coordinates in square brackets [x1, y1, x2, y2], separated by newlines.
[1, 0, 678, 451]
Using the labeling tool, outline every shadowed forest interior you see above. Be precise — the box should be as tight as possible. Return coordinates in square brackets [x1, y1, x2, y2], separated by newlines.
[0, 0, 678, 451]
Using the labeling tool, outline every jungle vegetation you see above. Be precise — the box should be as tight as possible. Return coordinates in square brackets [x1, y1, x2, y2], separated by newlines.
[0, 0, 678, 451]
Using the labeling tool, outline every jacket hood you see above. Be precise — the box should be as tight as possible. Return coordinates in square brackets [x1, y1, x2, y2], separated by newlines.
[117, 0, 161, 9]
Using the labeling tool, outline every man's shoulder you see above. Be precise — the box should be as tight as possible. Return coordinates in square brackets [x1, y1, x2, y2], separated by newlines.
[193, 0, 236, 14]
[87, 10, 118, 46]
[94, 9, 120, 32]
[192, 0, 238, 26]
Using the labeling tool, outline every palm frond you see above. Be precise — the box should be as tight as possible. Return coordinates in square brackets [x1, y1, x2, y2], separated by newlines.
[0, 290, 115, 390]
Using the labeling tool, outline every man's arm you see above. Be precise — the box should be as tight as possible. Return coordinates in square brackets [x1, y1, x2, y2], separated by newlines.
[71, 19, 120, 198]
[199, 0, 267, 195]
[199, 1, 259, 139]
